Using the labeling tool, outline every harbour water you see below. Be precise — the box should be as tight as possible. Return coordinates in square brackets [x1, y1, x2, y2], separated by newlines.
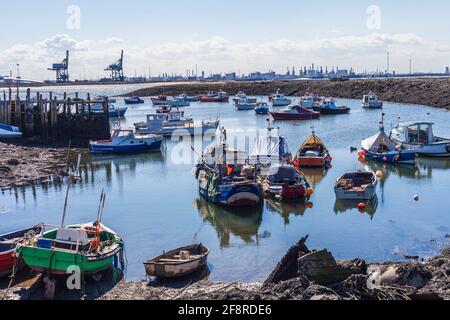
[1, 92, 450, 282]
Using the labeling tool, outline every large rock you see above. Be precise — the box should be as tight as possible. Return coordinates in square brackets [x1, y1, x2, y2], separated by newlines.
[379, 263, 432, 289]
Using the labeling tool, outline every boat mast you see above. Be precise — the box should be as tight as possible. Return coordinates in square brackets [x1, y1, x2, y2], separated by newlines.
[60, 154, 81, 227]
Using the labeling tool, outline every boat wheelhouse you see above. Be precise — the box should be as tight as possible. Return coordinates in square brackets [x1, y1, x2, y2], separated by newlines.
[390, 122, 450, 157]
[270, 104, 320, 120]
[270, 89, 292, 107]
[362, 93, 383, 109]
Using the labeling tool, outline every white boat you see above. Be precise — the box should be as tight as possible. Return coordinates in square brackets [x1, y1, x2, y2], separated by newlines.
[168, 97, 190, 107]
[135, 113, 219, 137]
[270, 89, 292, 107]
[0, 123, 22, 139]
[89, 127, 162, 154]
[235, 97, 256, 110]
[89, 103, 127, 117]
[176, 93, 198, 102]
[95, 95, 117, 103]
[390, 121, 450, 157]
[299, 94, 320, 109]
[362, 93, 383, 109]
[334, 171, 377, 200]
[232, 92, 257, 104]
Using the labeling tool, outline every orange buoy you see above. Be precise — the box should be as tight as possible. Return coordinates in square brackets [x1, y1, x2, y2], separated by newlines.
[357, 150, 367, 158]
[306, 201, 314, 209]
[306, 188, 314, 197]
[358, 202, 366, 212]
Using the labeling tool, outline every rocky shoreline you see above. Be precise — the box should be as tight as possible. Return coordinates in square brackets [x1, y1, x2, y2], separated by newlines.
[123, 78, 450, 110]
[2, 238, 448, 300]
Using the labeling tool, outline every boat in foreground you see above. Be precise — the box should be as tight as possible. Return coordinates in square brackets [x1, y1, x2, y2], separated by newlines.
[124, 96, 145, 104]
[144, 243, 209, 278]
[16, 222, 123, 276]
[390, 122, 450, 157]
[334, 171, 377, 200]
[270, 105, 320, 120]
[0, 123, 23, 139]
[313, 99, 350, 115]
[294, 133, 332, 168]
[0, 225, 42, 278]
[255, 102, 269, 115]
[89, 127, 162, 154]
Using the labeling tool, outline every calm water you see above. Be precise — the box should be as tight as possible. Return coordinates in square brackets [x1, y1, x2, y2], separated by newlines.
[1, 91, 450, 282]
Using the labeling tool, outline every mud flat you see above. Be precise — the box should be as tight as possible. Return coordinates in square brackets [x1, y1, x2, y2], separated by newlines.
[3, 237, 447, 300]
[124, 78, 450, 110]
[0, 142, 73, 189]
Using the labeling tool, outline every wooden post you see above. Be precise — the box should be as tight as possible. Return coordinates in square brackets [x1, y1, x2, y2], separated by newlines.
[87, 93, 91, 114]
[7, 87, 12, 124]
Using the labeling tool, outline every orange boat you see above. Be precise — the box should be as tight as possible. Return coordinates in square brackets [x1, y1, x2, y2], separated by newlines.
[293, 133, 332, 168]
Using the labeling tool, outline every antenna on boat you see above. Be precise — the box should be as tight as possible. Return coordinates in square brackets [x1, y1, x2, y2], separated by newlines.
[380, 113, 385, 131]
[60, 153, 82, 227]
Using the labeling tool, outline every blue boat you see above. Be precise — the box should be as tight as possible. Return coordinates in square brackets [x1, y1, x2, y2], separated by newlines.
[90, 104, 127, 117]
[124, 96, 144, 104]
[255, 102, 269, 115]
[361, 117, 415, 165]
[89, 127, 162, 154]
[0, 123, 22, 139]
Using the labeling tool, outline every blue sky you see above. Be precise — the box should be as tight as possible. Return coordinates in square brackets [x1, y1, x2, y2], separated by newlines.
[1, 0, 449, 79]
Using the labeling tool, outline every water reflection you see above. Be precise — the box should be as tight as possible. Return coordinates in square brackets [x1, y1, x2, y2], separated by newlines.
[301, 168, 328, 188]
[265, 199, 309, 225]
[333, 195, 379, 218]
[193, 199, 263, 248]
[359, 158, 430, 180]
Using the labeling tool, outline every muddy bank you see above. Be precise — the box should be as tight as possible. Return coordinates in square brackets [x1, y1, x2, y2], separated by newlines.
[124, 78, 450, 110]
[1, 238, 448, 300]
[0, 141, 76, 189]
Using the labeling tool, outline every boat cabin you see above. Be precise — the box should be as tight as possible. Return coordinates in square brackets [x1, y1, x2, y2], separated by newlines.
[112, 128, 134, 139]
[393, 122, 435, 145]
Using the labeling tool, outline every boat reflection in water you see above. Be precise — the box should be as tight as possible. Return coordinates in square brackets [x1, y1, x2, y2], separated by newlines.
[265, 199, 309, 225]
[300, 167, 329, 188]
[193, 199, 264, 248]
[334, 195, 379, 218]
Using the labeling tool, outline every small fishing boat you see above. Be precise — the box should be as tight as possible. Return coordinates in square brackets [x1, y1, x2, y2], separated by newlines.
[94, 95, 117, 103]
[313, 99, 350, 115]
[299, 94, 321, 109]
[176, 93, 199, 102]
[235, 97, 256, 111]
[334, 171, 377, 200]
[124, 96, 145, 104]
[136, 113, 219, 137]
[0, 123, 23, 139]
[390, 122, 450, 157]
[168, 97, 190, 107]
[144, 244, 209, 278]
[362, 93, 383, 109]
[150, 95, 167, 106]
[294, 132, 332, 168]
[196, 165, 263, 207]
[0, 225, 42, 278]
[199, 90, 229, 103]
[261, 164, 312, 201]
[270, 89, 292, 107]
[232, 92, 257, 104]
[250, 122, 292, 166]
[255, 102, 269, 115]
[90, 104, 127, 117]
[361, 116, 415, 164]
[16, 222, 123, 276]
[270, 104, 320, 120]
[89, 127, 162, 154]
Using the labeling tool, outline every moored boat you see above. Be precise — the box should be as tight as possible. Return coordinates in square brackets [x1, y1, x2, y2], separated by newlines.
[235, 97, 256, 110]
[90, 104, 127, 117]
[176, 92, 199, 102]
[293, 132, 332, 168]
[232, 91, 257, 104]
[124, 96, 145, 104]
[199, 90, 229, 103]
[150, 95, 167, 106]
[89, 127, 162, 154]
[261, 164, 312, 201]
[313, 99, 350, 115]
[144, 243, 209, 278]
[0, 123, 23, 139]
[390, 121, 450, 157]
[270, 89, 292, 107]
[270, 104, 320, 120]
[0, 225, 42, 278]
[167, 97, 190, 107]
[94, 95, 117, 103]
[362, 93, 383, 109]
[255, 102, 269, 115]
[334, 171, 377, 200]
[299, 94, 321, 109]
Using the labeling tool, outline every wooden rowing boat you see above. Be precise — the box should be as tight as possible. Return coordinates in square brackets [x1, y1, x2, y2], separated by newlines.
[144, 243, 209, 278]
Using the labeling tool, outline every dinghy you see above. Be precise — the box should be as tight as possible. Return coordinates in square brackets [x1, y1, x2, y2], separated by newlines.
[0, 123, 23, 139]
[144, 244, 209, 278]
[124, 96, 144, 104]
[294, 132, 332, 168]
[0, 225, 42, 278]
[334, 171, 377, 200]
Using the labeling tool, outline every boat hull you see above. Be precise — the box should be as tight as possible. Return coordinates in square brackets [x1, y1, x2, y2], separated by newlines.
[0, 129, 23, 139]
[363, 150, 416, 164]
[90, 140, 162, 154]
[262, 182, 306, 201]
[391, 139, 450, 157]
[269, 112, 320, 120]
[108, 108, 127, 118]
[255, 107, 269, 115]
[125, 99, 144, 104]
[313, 106, 350, 114]
[362, 102, 383, 109]
[199, 183, 262, 207]
[271, 99, 291, 107]
[296, 156, 330, 168]
[235, 104, 256, 111]
[334, 185, 376, 200]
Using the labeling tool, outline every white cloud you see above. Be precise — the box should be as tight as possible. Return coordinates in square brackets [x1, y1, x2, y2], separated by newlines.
[0, 32, 447, 80]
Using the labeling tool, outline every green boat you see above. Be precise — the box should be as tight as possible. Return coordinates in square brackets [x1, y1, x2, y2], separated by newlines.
[16, 222, 123, 276]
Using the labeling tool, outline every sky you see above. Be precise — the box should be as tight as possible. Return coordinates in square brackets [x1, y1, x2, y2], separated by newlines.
[1, 0, 449, 80]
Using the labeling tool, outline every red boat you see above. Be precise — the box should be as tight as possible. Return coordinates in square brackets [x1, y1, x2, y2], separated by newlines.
[199, 90, 229, 103]
[270, 105, 320, 120]
[0, 225, 42, 278]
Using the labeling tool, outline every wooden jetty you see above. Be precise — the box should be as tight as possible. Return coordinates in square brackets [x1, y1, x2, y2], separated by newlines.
[0, 88, 110, 141]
